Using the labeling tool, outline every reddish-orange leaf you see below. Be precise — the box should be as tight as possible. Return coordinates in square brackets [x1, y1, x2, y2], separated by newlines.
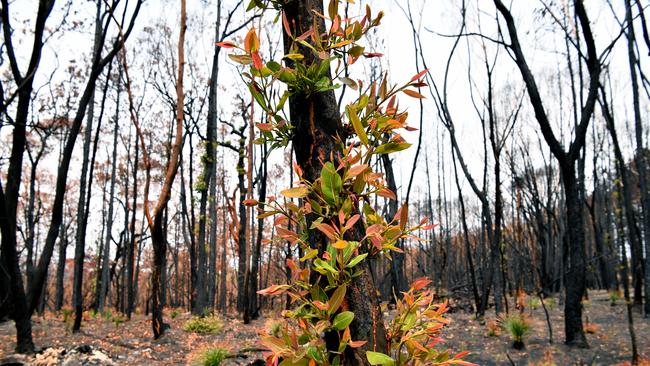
[315, 223, 338, 240]
[251, 51, 263, 70]
[286, 258, 299, 272]
[244, 28, 258, 53]
[347, 164, 368, 178]
[370, 236, 382, 250]
[363, 52, 383, 58]
[276, 227, 299, 242]
[349, 340, 367, 348]
[331, 15, 340, 34]
[293, 162, 303, 178]
[365, 223, 383, 236]
[274, 215, 288, 226]
[422, 224, 438, 231]
[216, 41, 236, 48]
[399, 203, 408, 230]
[297, 28, 313, 41]
[282, 11, 291, 36]
[338, 210, 346, 226]
[377, 187, 397, 200]
[410, 68, 429, 82]
[257, 284, 291, 296]
[243, 199, 259, 206]
[344, 214, 360, 230]
[411, 277, 432, 291]
[402, 89, 425, 99]
[256, 123, 273, 132]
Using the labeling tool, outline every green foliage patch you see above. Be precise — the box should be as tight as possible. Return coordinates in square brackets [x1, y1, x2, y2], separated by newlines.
[183, 316, 223, 335]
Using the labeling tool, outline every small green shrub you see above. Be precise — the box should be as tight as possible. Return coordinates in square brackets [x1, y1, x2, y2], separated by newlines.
[543, 297, 557, 310]
[192, 347, 229, 366]
[183, 316, 223, 335]
[170, 309, 180, 319]
[61, 308, 73, 322]
[112, 313, 125, 328]
[609, 291, 621, 306]
[265, 318, 283, 338]
[61, 308, 74, 330]
[502, 314, 531, 350]
[527, 298, 542, 310]
[102, 310, 113, 321]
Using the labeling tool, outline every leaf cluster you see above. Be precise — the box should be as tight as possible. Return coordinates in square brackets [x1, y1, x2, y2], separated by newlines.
[218, 1, 473, 365]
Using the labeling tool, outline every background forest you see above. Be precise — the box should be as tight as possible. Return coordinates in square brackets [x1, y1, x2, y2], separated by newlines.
[1, 0, 649, 365]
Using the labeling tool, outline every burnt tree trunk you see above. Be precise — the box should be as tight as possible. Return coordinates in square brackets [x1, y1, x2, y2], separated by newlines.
[494, 0, 599, 347]
[282, 1, 387, 363]
[0, 0, 55, 353]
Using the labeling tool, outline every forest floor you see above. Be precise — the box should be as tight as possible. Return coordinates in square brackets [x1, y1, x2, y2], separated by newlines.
[0, 290, 648, 365]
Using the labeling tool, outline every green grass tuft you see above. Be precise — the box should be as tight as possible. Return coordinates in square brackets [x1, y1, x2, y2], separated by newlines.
[502, 314, 531, 349]
[183, 316, 223, 335]
[193, 347, 229, 366]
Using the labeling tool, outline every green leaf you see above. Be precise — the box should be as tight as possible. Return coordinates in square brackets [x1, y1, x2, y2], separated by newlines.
[301, 248, 319, 262]
[248, 84, 268, 112]
[279, 358, 309, 366]
[332, 311, 354, 330]
[349, 45, 365, 57]
[314, 258, 338, 275]
[347, 105, 368, 145]
[284, 53, 304, 61]
[346, 253, 368, 268]
[246, 0, 260, 11]
[328, 0, 338, 20]
[278, 69, 297, 83]
[366, 351, 395, 366]
[401, 311, 416, 331]
[317, 58, 332, 79]
[374, 142, 411, 155]
[327, 284, 346, 314]
[307, 346, 322, 363]
[277, 91, 289, 111]
[267, 60, 282, 72]
[320, 162, 342, 205]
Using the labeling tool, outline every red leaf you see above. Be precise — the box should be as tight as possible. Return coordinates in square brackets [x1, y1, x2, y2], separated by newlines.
[411, 277, 432, 291]
[348, 340, 367, 348]
[257, 284, 291, 296]
[216, 41, 236, 48]
[377, 188, 397, 201]
[276, 227, 300, 242]
[422, 224, 438, 231]
[315, 223, 338, 240]
[363, 52, 383, 58]
[243, 199, 259, 206]
[410, 68, 429, 82]
[282, 11, 291, 36]
[402, 89, 425, 99]
[256, 123, 273, 132]
[344, 214, 361, 230]
[347, 164, 368, 178]
[252, 51, 263, 70]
